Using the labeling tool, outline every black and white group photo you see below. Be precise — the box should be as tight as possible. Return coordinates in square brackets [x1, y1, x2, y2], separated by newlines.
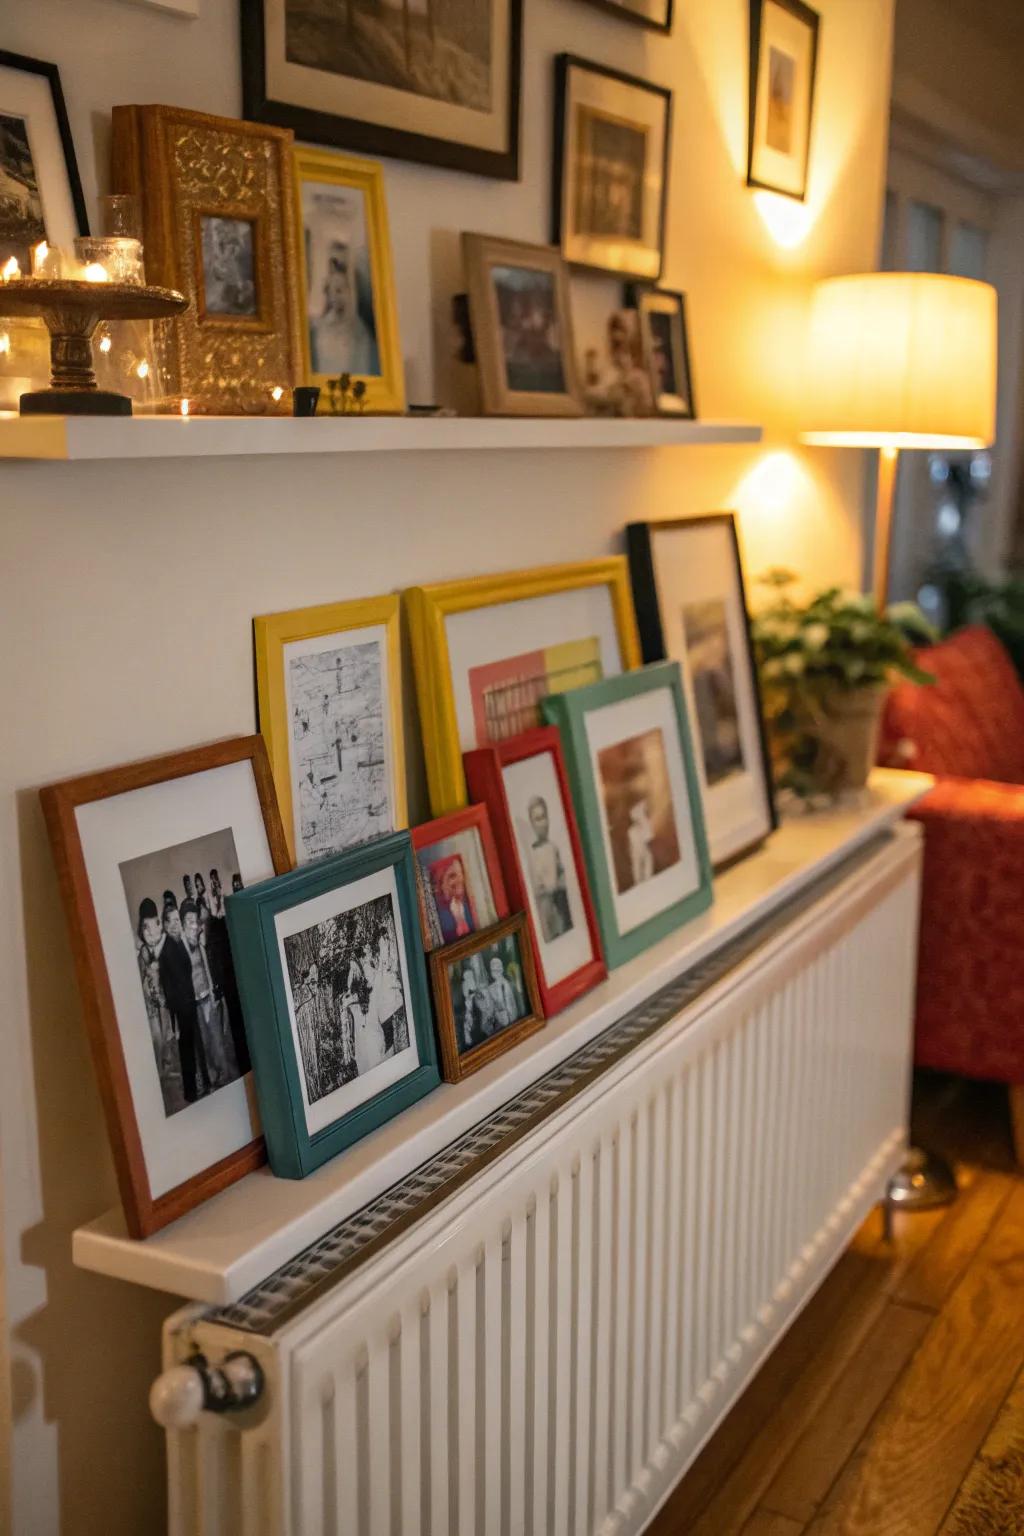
[284, 890, 410, 1106]
[200, 214, 258, 317]
[446, 929, 528, 1055]
[120, 827, 248, 1118]
[0, 110, 45, 270]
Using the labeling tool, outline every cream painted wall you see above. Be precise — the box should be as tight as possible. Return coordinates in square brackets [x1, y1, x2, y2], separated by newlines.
[0, 1, 894, 1530]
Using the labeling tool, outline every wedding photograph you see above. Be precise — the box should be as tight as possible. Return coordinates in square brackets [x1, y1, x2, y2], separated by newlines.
[683, 598, 745, 786]
[200, 214, 258, 317]
[0, 110, 44, 269]
[301, 177, 380, 376]
[597, 726, 682, 894]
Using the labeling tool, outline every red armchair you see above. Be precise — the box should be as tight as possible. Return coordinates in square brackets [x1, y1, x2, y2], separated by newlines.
[879, 625, 1024, 1158]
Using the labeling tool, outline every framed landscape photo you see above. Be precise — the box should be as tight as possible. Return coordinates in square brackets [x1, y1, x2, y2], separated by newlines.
[226, 831, 439, 1178]
[429, 912, 543, 1081]
[411, 804, 508, 951]
[254, 595, 406, 867]
[39, 737, 291, 1238]
[554, 55, 671, 281]
[405, 557, 642, 813]
[294, 146, 404, 414]
[0, 50, 88, 273]
[627, 515, 776, 867]
[465, 728, 606, 1016]
[747, 0, 820, 200]
[463, 232, 583, 417]
[541, 662, 712, 969]
[575, 0, 673, 32]
[241, 0, 523, 181]
[111, 104, 303, 413]
[633, 288, 695, 418]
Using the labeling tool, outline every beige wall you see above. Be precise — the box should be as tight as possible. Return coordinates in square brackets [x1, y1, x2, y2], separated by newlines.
[0, 0, 894, 1529]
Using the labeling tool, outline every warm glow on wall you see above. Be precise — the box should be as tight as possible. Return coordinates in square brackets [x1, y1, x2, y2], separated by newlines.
[734, 450, 804, 517]
[753, 190, 814, 250]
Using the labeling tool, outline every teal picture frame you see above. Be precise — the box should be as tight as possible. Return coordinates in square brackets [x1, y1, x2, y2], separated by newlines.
[541, 662, 713, 968]
[226, 830, 441, 1179]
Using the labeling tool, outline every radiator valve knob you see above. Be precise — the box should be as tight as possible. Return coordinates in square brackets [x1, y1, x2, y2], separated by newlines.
[150, 1364, 205, 1429]
[150, 1352, 264, 1427]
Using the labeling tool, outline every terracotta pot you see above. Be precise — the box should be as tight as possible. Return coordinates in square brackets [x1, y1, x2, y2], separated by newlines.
[814, 685, 887, 790]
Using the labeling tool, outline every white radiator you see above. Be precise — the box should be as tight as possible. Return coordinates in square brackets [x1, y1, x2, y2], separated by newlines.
[155, 827, 920, 1536]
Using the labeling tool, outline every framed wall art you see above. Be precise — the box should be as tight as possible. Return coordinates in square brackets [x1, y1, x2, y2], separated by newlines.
[293, 146, 404, 414]
[465, 728, 606, 1016]
[574, 0, 673, 32]
[627, 515, 776, 867]
[463, 232, 583, 417]
[226, 831, 439, 1179]
[541, 662, 712, 968]
[406, 557, 642, 814]
[0, 50, 88, 273]
[241, 0, 523, 181]
[411, 805, 508, 951]
[254, 594, 406, 867]
[111, 104, 303, 413]
[39, 736, 291, 1238]
[633, 287, 695, 419]
[553, 55, 671, 281]
[429, 912, 544, 1082]
[747, 0, 820, 200]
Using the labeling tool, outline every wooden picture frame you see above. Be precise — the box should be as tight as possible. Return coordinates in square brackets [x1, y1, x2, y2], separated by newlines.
[429, 912, 544, 1081]
[573, 0, 673, 32]
[254, 594, 406, 867]
[411, 804, 509, 952]
[226, 831, 440, 1178]
[293, 146, 405, 415]
[0, 50, 89, 273]
[541, 662, 713, 968]
[747, 0, 820, 201]
[111, 104, 304, 413]
[553, 55, 671, 281]
[39, 736, 291, 1238]
[632, 287, 696, 419]
[240, 0, 523, 181]
[627, 514, 777, 868]
[405, 557, 642, 814]
[464, 727, 606, 1016]
[462, 232, 583, 417]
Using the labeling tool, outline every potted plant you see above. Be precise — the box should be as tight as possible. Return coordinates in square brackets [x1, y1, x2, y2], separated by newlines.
[751, 570, 935, 798]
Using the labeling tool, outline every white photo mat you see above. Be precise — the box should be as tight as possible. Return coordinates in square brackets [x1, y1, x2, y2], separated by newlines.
[502, 751, 594, 986]
[751, 0, 815, 197]
[0, 61, 80, 255]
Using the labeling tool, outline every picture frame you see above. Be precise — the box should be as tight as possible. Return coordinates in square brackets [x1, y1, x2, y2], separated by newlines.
[293, 146, 405, 415]
[574, 0, 673, 32]
[465, 727, 606, 1016]
[632, 287, 696, 419]
[462, 232, 583, 418]
[111, 104, 304, 413]
[405, 557, 642, 814]
[747, 0, 820, 201]
[627, 515, 777, 868]
[553, 55, 671, 281]
[0, 50, 89, 274]
[411, 804, 509, 952]
[240, 0, 523, 182]
[226, 830, 440, 1178]
[254, 594, 406, 868]
[541, 662, 713, 969]
[39, 736, 291, 1238]
[429, 912, 544, 1082]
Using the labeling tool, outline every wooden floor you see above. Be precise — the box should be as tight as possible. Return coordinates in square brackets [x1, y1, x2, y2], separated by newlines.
[649, 1073, 1024, 1536]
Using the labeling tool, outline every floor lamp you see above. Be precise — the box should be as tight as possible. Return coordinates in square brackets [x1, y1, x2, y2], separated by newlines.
[801, 272, 998, 1212]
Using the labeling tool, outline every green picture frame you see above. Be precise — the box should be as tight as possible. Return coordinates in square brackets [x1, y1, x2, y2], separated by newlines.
[226, 830, 440, 1178]
[541, 662, 713, 968]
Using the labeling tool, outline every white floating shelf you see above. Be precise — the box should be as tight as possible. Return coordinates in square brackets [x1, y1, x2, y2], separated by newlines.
[72, 769, 930, 1307]
[0, 411, 762, 461]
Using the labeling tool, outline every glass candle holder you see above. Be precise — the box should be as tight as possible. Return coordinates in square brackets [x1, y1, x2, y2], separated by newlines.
[100, 194, 142, 240]
[73, 236, 145, 286]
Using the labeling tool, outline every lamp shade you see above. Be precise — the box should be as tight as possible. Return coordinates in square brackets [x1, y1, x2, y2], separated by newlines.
[802, 272, 997, 449]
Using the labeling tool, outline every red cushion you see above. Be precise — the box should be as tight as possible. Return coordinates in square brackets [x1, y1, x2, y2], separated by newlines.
[879, 625, 1024, 785]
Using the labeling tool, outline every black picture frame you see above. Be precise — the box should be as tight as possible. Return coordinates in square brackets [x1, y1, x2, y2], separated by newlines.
[573, 0, 673, 33]
[629, 285, 697, 419]
[553, 54, 671, 280]
[240, 0, 524, 182]
[626, 514, 777, 869]
[0, 50, 89, 250]
[746, 0, 820, 201]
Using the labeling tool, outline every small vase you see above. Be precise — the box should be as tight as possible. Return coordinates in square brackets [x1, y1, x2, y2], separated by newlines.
[815, 685, 887, 790]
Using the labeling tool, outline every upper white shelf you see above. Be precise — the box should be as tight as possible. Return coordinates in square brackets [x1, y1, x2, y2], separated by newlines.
[0, 411, 762, 461]
[72, 769, 931, 1308]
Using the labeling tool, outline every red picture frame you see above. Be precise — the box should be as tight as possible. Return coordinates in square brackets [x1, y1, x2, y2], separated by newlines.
[464, 728, 606, 1016]
[410, 803, 509, 952]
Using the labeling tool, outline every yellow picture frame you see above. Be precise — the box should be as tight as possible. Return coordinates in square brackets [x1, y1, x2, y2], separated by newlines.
[292, 146, 405, 415]
[254, 595, 407, 865]
[406, 559, 642, 814]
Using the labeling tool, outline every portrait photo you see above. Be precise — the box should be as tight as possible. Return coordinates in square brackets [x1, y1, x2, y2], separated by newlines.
[0, 52, 87, 274]
[430, 912, 543, 1080]
[302, 179, 379, 376]
[200, 214, 258, 317]
[747, 0, 819, 200]
[683, 599, 745, 787]
[597, 726, 682, 895]
[412, 805, 506, 951]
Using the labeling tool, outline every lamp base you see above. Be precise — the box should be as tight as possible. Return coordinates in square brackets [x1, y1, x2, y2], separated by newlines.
[20, 388, 133, 417]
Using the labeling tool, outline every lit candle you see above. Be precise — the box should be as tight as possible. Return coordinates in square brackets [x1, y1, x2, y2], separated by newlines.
[136, 359, 150, 380]
[97, 332, 112, 354]
[81, 262, 110, 283]
[31, 241, 64, 278]
[1, 257, 20, 282]
[271, 385, 284, 403]
[180, 398, 190, 418]
[0, 333, 9, 356]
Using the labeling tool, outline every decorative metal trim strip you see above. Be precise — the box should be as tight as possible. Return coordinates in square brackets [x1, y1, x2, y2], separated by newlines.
[211, 834, 890, 1336]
